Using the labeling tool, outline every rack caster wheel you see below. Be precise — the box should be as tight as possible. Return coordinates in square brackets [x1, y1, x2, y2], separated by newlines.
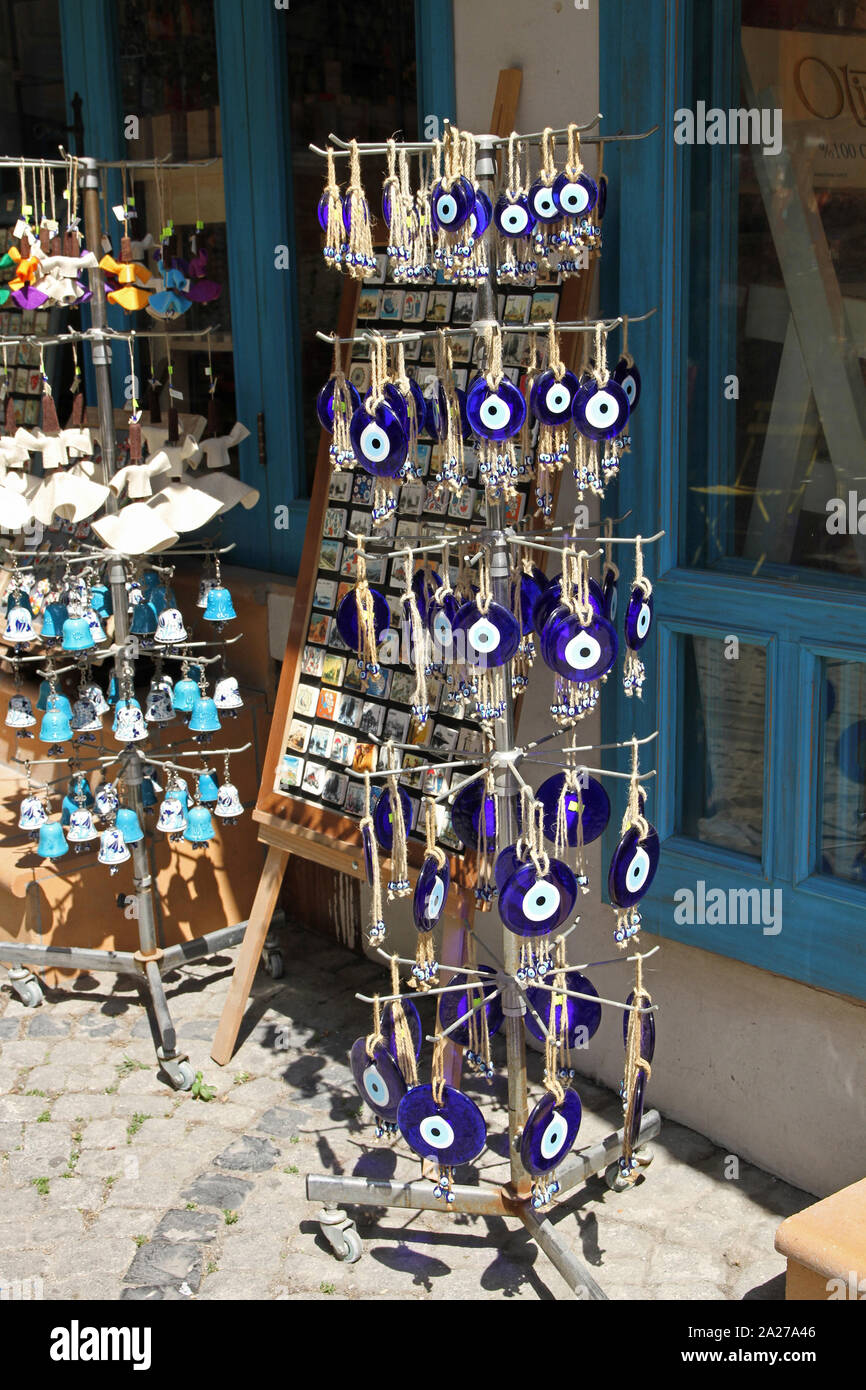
[317, 1207, 363, 1263]
[605, 1162, 634, 1193]
[7, 969, 42, 1009]
[161, 1058, 195, 1092]
[263, 949, 284, 980]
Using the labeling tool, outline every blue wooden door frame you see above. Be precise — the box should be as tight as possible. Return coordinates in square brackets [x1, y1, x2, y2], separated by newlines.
[600, 0, 866, 1000]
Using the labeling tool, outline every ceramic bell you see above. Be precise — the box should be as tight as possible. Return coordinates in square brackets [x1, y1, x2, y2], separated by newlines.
[6, 694, 36, 729]
[197, 576, 216, 608]
[39, 701, 73, 748]
[145, 688, 173, 723]
[171, 676, 200, 712]
[155, 607, 188, 645]
[115, 807, 144, 844]
[214, 676, 243, 712]
[98, 825, 130, 873]
[61, 614, 95, 653]
[19, 794, 48, 834]
[40, 601, 69, 646]
[156, 794, 187, 838]
[95, 782, 119, 817]
[184, 803, 214, 848]
[131, 600, 158, 638]
[188, 696, 221, 741]
[84, 609, 107, 644]
[215, 782, 243, 823]
[80, 682, 110, 715]
[4, 605, 37, 645]
[203, 586, 235, 625]
[37, 820, 68, 860]
[71, 697, 102, 735]
[67, 807, 98, 849]
[113, 698, 148, 744]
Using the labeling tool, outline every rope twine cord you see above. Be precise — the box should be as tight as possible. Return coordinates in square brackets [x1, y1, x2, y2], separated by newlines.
[360, 770, 384, 937]
[632, 534, 652, 600]
[366, 333, 387, 414]
[424, 795, 447, 869]
[547, 319, 565, 383]
[565, 122, 584, 180]
[621, 952, 653, 1173]
[562, 548, 593, 627]
[353, 536, 380, 669]
[346, 138, 374, 275]
[401, 548, 429, 718]
[603, 516, 620, 585]
[388, 953, 419, 1086]
[365, 992, 384, 1061]
[593, 321, 610, 386]
[543, 936, 570, 1106]
[386, 746, 409, 898]
[483, 323, 504, 394]
[431, 1032, 447, 1108]
[621, 736, 650, 841]
[464, 928, 492, 1073]
[528, 798, 550, 880]
[540, 126, 557, 187]
[621, 313, 633, 367]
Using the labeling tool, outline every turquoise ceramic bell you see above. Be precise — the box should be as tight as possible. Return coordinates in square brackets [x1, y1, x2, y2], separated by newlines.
[90, 584, 113, 619]
[39, 700, 73, 746]
[6, 590, 32, 615]
[172, 677, 200, 712]
[141, 776, 159, 810]
[184, 803, 214, 848]
[61, 615, 95, 653]
[115, 807, 144, 843]
[61, 777, 93, 825]
[107, 673, 119, 706]
[36, 684, 72, 717]
[188, 697, 221, 735]
[197, 771, 220, 804]
[37, 820, 68, 860]
[40, 602, 69, 644]
[203, 585, 236, 624]
[131, 600, 158, 637]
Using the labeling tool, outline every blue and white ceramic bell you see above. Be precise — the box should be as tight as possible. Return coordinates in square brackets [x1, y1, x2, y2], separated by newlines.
[157, 794, 187, 837]
[184, 803, 214, 848]
[80, 682, 110, 716]
[197, 771, 220, 804]
[6, 694, 36, 729]
[155, 607, 187, 645]
[4, 605, 37, 645]
[214, 676, 243, 712]
[61, 614, 95, 653]
[38, 820, 68, 860]
[98, 825, 130, 873]
[40, 602, 69, 646]
[39, 700, 73, 748]
[71, 697, 102, 735]
[215, 782, 243, 823]
[95, 781, 119, 817]
[145, 688, 173, 723]
[67, 807, 98, 849]
[188, 697, 221, 740]
[85, 609, 107, 644]
[19, 794, 48, 835]
[113, 698, 147, 744]
[171, 676, 199, 712]
[115, 807, 144, 844]
[203, 586, 236, 626]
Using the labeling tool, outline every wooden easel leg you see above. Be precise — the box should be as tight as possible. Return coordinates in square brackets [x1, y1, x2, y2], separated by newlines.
[211, 844, 290, 1066]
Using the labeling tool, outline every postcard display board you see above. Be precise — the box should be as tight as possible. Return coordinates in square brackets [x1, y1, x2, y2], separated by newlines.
[258, 120, 662, 1296]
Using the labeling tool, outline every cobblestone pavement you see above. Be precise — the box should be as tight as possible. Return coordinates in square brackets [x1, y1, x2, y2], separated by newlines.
[0, 925, 810, 1301]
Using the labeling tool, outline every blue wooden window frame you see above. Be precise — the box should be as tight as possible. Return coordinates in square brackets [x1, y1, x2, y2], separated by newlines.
[600, 0, 866, 999]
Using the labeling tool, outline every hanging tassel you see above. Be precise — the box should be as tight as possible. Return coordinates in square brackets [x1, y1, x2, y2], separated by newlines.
[344, 139, 375, 278]
[618, 953, 653, 1183]
[385, 757, 410, 901]
[412, 798, 443, 988]
[388, 955, 419, 1084]
[361, 772, 386, 945]
[624, 536, 651, 701]
[435, 331, 466, 495]
[322, 146, 346, 271]
[473, 768, 496, 911]
[401, 552, 430, 723]
[612, 740, 650, 947]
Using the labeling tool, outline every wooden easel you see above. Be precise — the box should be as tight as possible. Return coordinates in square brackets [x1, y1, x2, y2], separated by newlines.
[212, 68, 604, 1068]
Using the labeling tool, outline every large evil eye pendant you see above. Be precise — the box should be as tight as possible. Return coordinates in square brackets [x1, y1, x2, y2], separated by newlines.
[350, 1038, 407, 1123]
[528, 178, 560, 223]
[411, 567, 442, 623]
[623, 989, 656, 1063]
[532, 575, 604, 635]
[596, 174, 608, 221]
[453, 599, 520, 668]
[493, 194, 535, 239]
[612, 356, 641, 412]
[450, 782, 519, 849]
[552, 171, 598, 218]
[427, 591, 460, 651]
[316, 376, 361, 433]
[608, 824, 660, 909]
[624, 587, 653, 650]
[541, 609, 618, 683]
[573, 379, 630, 442]
[336, 586, 391, 650]
[520, 1089, 582, 1176]
[469, 188, 492, 239]
[530, 368, 580, 427]
[494, 844, 522, 892]
[373, 786, 415, 852]
[430, 176, 473, 232]
[602, 570, 618, 623]
[397, 1083, 487, 1166]
[498, 858, 577, 937]
[525, 970, 602, 1047]
[536, 771, 610, 847]
[512, 565, 548, 636]
[413, 853, 451, 932]
[349, 402, 408, 478]
[437, 964, 504, 1045]
[465, 375, 526, 441]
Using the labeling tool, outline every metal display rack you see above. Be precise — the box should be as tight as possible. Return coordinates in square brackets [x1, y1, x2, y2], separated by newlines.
[0, 155, 255, 1089]
[303, 126, 663, 1296]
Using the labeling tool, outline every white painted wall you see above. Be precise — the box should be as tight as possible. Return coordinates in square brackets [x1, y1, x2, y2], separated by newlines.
[360, 0, 866, 1203]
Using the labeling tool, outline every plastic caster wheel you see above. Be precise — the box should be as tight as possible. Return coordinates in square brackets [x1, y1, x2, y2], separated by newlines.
[162, 1059, 195, 1092]
[328, 1223, 363, 1264]
[264, 950, 284, 980]
[8, 972, 42, 1008]
[605, 1162, 633, 1193]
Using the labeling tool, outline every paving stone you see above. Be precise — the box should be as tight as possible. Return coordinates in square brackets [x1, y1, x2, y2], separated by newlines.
[75, 1021, 121, 1039]
[47, 1236, 135, 1278]
[79, 1118, 130, 1150]
[180, 1171, 254, 1208]
[22, 1123, 71, 1160]
[23, 1015, 70, 1038]
[177, 1019, 222, 1041]
[0, 1018, 21, 1038]
[213, 1134, 281, 1172]
[0, 1120, 23, 1151]
[257, 1105, 311, 1139]
[152, 1208, 221, 1244]
[0, 1042, 56, 1067]
[51, 1094, 114, 1123]
[125, 1240, 202, 1292]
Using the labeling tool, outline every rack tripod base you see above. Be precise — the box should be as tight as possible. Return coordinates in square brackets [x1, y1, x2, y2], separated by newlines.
[0, 915, 268, 1089]
[307, 1108, 661, 1299]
